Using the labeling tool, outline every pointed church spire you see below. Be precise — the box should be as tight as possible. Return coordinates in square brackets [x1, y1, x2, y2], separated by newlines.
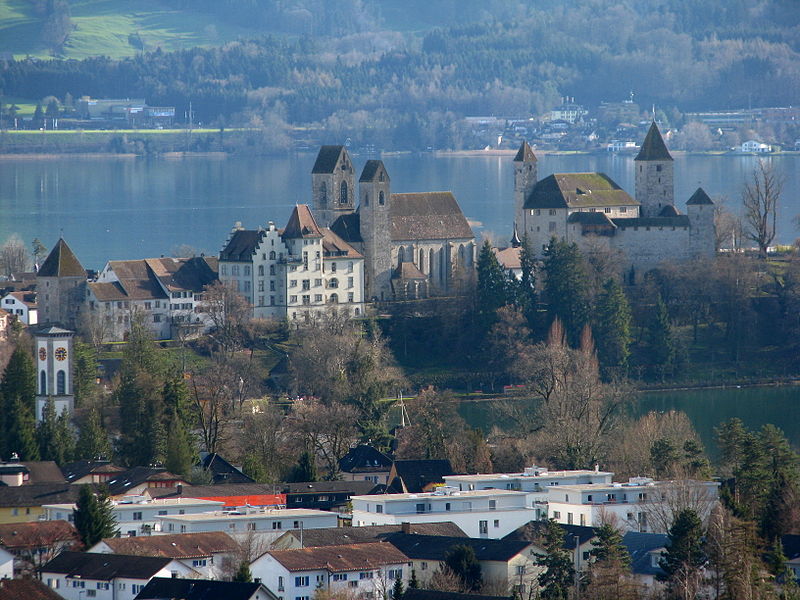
[514, 141, 537, 163]
[635, 121, 673, 162]
[510, 225, 522, 248]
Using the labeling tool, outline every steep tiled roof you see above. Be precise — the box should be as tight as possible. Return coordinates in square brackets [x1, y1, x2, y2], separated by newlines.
[504, 521, 597, 550]
[635, 122, 673, 161]
[135, 577, 267, 600]
[359, 160, 388, 182]
[42, 551, 171, 580]
[198, 453, 254, 485]
[61, 461, 125, 483]
[19, 461, 66, 484]
[329, 213, 362, 244]
[658, 204, 681, 217]
[0, 520, 77, 550]
[385, 533, 532, 562]
[87, 281, 131, 302]
[277, 523, 467, 549]
[493, 247, 521, 271]
[339, 445, 393, 474]
[622, 531, 668, 576]
[390, 192, 473, 241]
[220, 230, 265, 262]
[312, 146, 346, 174]
[7, 291, 37, 308]
[687, 187, 714, 205]
[524, 174, 638, 210]
[514, 141, 537, 163]
[37, 239, 86, 278]
[0, 482, 80, 508]
[390, 459, 454, 493]
[266, 542, 408, 572]
[107, 467, 187, 496]
[145, 257, 217, 293]
[567, 212, 617, 227]
[322, 228, 363, 259]
[95, 531, 238, 558]
[283, 205, 323, 239]
[393, 262, 427, 281]
[0, 578, 64, 600]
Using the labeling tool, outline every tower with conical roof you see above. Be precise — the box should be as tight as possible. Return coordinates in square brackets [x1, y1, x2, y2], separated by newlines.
[36, 238, 87, 328]
[635, 122, 674, 217]
[514, 141, 537, 233]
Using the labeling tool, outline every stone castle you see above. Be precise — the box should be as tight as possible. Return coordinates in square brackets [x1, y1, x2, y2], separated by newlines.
[513, 122, 715, 279]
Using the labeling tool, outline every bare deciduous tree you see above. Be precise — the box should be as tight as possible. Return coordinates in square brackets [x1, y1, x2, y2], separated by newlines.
[743, 160, 783, 258]
[0, 234, 31, 277]
[201, 280, 252, 355]
[289, 398, 360, 479]
[639, 478, 719, 533]
[189, 358, 240, 454]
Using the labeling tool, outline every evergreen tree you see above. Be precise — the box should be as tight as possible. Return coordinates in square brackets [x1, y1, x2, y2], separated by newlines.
[658, 509, 706, 600]
[593, 278, 632, 373]
[162, 371, 191, 422]
[241, 453, 269, 483]
[586, 524, 638, 600]
[32, 102, 44, 127]
[72, 340, 98, 407]
[164, 410, 195, 478]
[75, 408, 112, 460]
[476, 240, 510, 332]
[647, 294, 676, 379]
[233, 561, 252, 582]
[517, 234, 537, 321]
[115, 368, 165, 467]
[1, 345, 37, 457]
[8, 395, 39, 460]
[290, 450, 318, 482]
[444, 544, 482, 591]
[542, 238, 590, 346]
[392, 574, 405, 600]
[408, 570, 419, 589]
[73, 485, 118, 547]
[536, 520, 575, 600]
[37, 399, 74, 465]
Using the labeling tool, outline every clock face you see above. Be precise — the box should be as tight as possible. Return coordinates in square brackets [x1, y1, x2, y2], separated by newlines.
[39, 348, 47, 361]
[55, 347, 67, 361]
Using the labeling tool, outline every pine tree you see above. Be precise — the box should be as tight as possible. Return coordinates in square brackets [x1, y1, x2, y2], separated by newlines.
[8, 395, 39, 460]
[408, 570, 419, 589]
[647, 294, 676, 379]
[37, 399, 74, 465]
[476, 240, 511, 333]
[593, 278, 632, 374]
[72, 341, 98, 407]
[75, 408, 111, 460]
[444, 544, 482, 591]
[164, 410, 195, 479]
[658, 509, 706, 600]
[241, 453, 269, 483]
[586, 524, 638, 600]
[1, 345, 37, 457]
[73, 485, 118, 547]
[32, 103, 44, 127]
[233, 561, 252, 582]
[290, 450, 318, 482]
[542, 238, 590, 346]
[392, 575, 405, 600]
[162, 371, 191, 422]
[536, 520, 575, 600]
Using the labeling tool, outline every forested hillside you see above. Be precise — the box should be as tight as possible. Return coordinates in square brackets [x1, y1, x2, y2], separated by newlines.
[1, 0, 798, 137]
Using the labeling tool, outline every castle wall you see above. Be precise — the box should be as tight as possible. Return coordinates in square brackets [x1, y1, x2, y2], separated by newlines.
[522, 208, 569, 255]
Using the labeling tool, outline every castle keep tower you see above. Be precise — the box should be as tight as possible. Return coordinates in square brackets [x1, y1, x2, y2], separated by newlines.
[36, 238, 87, 329]
[311, 145, 356, 227]
[35, 326, 75, 422]
[686, 187, 716, 257]
[635, 122, 674, 217]
[514, 141, 537, 232]
[358, 160, 392, 301]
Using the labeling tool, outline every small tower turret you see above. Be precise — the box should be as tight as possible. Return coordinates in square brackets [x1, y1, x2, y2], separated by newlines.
[311, 145, 356, 228]
[358, 160, 392, 301]
[686, 187, 715, 257]
[514, 141, 537, 231]
[635, 122, 674, 217]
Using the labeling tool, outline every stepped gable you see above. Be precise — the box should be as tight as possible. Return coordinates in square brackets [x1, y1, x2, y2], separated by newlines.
[283, 205, 323, 239]
[687, 187, 714, 205]
[635, 121, 673, 162]
[37, 239, 86, 278]
[390, 192, 473, 241]
[329, 213, 362, 244]
[312, 145, 345, 174]
[220, 229, 265, 261]
[359, 159, 388, 182]
[525, 173, 638, 210]
[513, 140, 537, 162]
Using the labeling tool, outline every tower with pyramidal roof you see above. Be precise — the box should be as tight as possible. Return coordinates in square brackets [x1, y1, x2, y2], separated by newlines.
[635, 121, 674, 217]
[36, 238, 87, 329]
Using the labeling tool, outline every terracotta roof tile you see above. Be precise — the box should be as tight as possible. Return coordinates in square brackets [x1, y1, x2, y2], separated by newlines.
[0, 520, 77, 550]
[390, 192, 473, 241]
[96, 531, 238, 558]
[322, 228, 363, 259]
[0, 578, 64, 600]
[266, 542, 408, 572]
[283, 205, 323, 239]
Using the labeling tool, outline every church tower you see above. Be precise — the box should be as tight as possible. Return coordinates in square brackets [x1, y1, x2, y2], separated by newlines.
[36, 238, 87, 328]
[311, 145, 356, 227]
[635, 121, 674, 217]
[34, 326, 75, 422]
[358, 160, 392, 301]
[513, 141, 537, 232]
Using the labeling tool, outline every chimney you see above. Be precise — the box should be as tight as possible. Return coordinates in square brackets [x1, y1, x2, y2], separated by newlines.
[401, 522, 411, 534]
[176, 483, 183, 495]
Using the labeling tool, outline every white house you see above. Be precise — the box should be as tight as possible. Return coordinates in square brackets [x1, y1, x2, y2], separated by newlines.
[41, 551, 197, 600]
[43, 497, 223, 538]
[350, 488, 539, 539]
[741, 140, 772, 153]
[251, 542, 410, 600]
[0, 291, 38, 325]
[155, 508, 338, 536]
[0, 546, 12, 580]
[545, 477, 720, 533]
[89, 531, 239, 581]
[218, 205, 365, 323]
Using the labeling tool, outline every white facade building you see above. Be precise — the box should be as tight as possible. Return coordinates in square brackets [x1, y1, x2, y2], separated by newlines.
[741, 140, 772, 153]
[0, 291, 38, 325]
[43, 497, 223, 537]
[545, 478, 720, 533]
[155, 508, 338, 536]
[350, 489, 539, 539]
[219, 205, 365, 322]
[251, 542, 410, 600]
[35, 326, 75, 422]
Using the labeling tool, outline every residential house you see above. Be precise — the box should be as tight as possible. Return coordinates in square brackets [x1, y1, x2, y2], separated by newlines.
[150, 483, 286, 510]
[0, 520, 78, 576]
[89, 531, 239, 580]
[43, 497, 223, 538]
[0, 578, 64, 600]
[351, 488, 539, 539]
[338, 445, 393, 485]
[383, 532, 542, 596]
[283, 481, 378, 513]
[251, 542, 410, 600]
[0, 309, 10, 342]
[503, 521, 598, 582]
[492, 243, 522, 281]
[134, 577, 275, 600]
[622, 531, 668, 589]
[105, 467, 191, 498]
[272, 522, 468, 551]
[0, 291, 37, 325]
[198, 453, 255, 485]
[85, 256, 218, 342]
[61, 461, 126, 486]
[741, 140, 772, 153]
[388, 460, 455, 494]
[0, 483, 80, 524]
[218, 205, 365, 323]
[155, 508, 338, 536]
[545, 478, 719, 533]
[782, 534, 800, 582]
[41, 551, 198, 600]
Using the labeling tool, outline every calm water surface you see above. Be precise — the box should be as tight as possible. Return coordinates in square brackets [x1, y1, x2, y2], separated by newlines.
[1, 152, 798, 270]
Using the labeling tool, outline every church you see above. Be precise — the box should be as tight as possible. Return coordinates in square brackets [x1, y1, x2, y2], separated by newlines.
[513, 122, 716, 279]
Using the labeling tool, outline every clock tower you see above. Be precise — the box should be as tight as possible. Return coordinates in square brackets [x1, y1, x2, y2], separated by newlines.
[35, 326, 75, 422]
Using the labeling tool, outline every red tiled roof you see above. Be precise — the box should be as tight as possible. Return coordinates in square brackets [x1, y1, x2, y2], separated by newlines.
[267, 542, 409, 572]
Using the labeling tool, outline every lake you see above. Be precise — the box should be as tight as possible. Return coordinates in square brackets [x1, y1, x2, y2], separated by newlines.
[1, 152, 799, 270]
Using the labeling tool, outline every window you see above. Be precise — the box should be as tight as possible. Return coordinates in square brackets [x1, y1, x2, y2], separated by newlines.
[40, 370, 46, 394]
[290, 295, 297, 303]
[388, 569, 403, 580]
[620, 206, 627, 213]
[347, 292, 354, 302]
[258, 281, 265, 292]
[489, 500, 496, 510]
[278, 577, 284, 591]
[232, 265, 240, 276]
[302, 295, 311, 305]
[656, 164, 662, 172]
[270, 296, 276, 306]
[445, 503, 450, 511]
[180, 525, 186, 533]
[549, 222, 556, 232]
[273, 522, 283, 530]
[329, 278, 339, 288]
[567, 513, 573, 525]
[360, 572, 374, 580]
[158, 510, 167, 516]
[421, 562, 428, 571]
[479, 521, 488, 534]
[340, 181, 348, 204]
[132, 512, 142, 521]
[553, 511, 561, 519]
[153, 314, 161, 323]
[549, 209, 557, 216]
[349, 581, 358, 588]
[416, 503, 426, 514]
[516, 565, 526, 575]
[289, 279, 297, 287]
[580, 514, 586, 526]
[494, 519, 500, 528]
[193, 559, 208, 567]
[314, 294, 322, 302]
[347, 277, 353, 288]
[86, 589, 96, 597]
[248, 523, 256, 530]
[302, 280, 310, 290]
[331, 263, 337, 272]
[96, 583, 109, 590]
[604, 207, 611, 213]
[376, 505, 383, 513]
[295, 576, 309, 587]
[333, 574, 348, 581]
[379, 191, 385, 205]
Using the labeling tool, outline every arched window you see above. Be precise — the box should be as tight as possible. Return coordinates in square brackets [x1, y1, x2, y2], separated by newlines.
[56, 370, 66, 395]
[429, 249, 435, 279]
[363, 193, 369, 207]
[329, 293, 339, 304]
[398, 247, 405, 263]
[340, 181, 348, 205]
[269, 250, 276, 260]
[258, 265, 264, 276]
[329, 278, 339, 289]
[320, 182, 327, 205]
[379, 171, 384, 182]
[40, 370, 47, 395]
[269, 265, 275, 276]
[419, 249, 425, 271]
[459, 245, 465, 266]
[379, 191, 385, 205]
